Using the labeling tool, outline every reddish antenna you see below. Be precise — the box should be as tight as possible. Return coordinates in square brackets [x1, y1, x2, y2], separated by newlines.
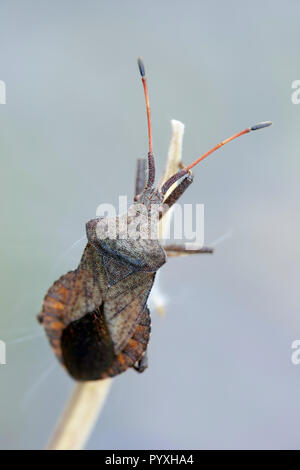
[138, 57, 155, 188]
[161, 121, 272, 195]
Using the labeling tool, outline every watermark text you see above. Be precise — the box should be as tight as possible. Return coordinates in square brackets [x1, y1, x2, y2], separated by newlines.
[0, 80, 6, 104]
[291, 340, 300, 365]
[0, 340, 6, 365]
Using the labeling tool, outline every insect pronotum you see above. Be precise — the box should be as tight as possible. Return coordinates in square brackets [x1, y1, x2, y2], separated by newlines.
[38, 58, 272, 381]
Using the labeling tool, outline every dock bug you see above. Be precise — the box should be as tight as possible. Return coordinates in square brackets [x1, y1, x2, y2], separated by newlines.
[38, 58, 272, 381]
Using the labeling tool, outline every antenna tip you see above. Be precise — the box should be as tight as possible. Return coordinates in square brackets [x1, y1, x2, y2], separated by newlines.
[137, 57, 145, 77]
[251, 121, 272, 131]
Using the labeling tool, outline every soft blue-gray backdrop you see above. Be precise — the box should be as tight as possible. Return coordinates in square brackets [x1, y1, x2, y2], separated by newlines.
[0, 0, 300, 449]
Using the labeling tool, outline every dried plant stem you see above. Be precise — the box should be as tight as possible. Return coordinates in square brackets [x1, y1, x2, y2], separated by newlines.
[45, 119, 185, 450]
[46, 379, 112, 450]
[159, 120, 185, 240]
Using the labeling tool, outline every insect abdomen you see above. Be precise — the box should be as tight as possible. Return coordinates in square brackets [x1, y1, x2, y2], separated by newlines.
[61, 304, 114, 381]
[60, 304, 151, 381]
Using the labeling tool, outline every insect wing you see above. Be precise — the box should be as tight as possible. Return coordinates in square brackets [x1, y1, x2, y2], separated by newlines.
[104, 270, 155, 354]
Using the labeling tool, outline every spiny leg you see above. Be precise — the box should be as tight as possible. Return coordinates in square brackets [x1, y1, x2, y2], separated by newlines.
[160, 174, 193, 219]
[160, 173, 213, 256]
[134, 158, 146, 199]
[164, 244, 214, 257]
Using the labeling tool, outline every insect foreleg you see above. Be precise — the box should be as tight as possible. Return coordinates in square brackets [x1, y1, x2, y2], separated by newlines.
[160, 174, 193, 218]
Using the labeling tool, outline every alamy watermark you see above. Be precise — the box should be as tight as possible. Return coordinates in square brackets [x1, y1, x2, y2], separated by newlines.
[291, 340, 300, 365]
[0, 80, 6, 104]
[95, 196, 205, 247]
[0, 340, 6, 365]
[291, 80, 300, 104]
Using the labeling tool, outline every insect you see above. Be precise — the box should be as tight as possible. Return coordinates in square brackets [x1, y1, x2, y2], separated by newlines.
[38, 58, 272, 381]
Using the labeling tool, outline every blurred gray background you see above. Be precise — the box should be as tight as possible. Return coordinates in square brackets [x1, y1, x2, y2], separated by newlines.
[0, 0, 300, 450]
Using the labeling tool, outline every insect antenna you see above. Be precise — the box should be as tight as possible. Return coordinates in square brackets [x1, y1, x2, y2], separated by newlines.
[161, 121, 272, 195]
[137, 57, 155, 188]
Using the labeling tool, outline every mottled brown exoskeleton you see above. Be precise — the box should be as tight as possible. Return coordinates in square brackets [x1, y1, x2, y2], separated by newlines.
[38, 58, 271, 381]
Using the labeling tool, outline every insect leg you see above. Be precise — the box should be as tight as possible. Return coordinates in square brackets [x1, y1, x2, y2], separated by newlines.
[160, 174, 193, 218]
[164, 244, 214, 257]
[133, 351, 148, 373]
[134, 158, 146, 198]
